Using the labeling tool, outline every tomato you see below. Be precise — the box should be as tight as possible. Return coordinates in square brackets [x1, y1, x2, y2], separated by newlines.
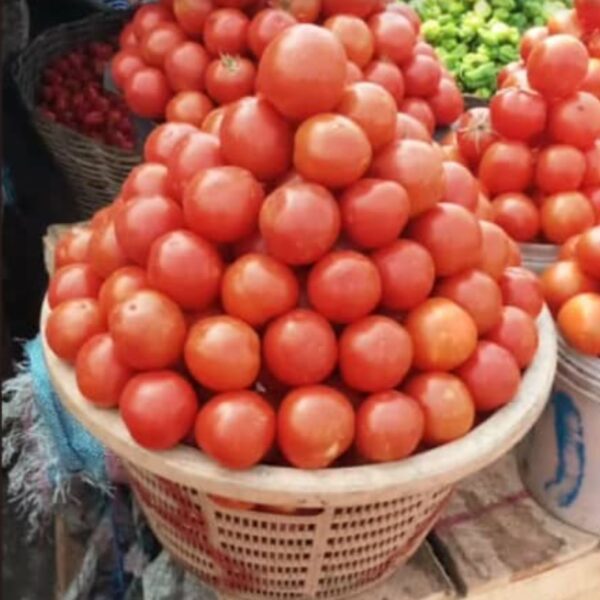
[549, 92, 600, 151]
[384, 2, 421, 32]
[541, 192, 596, 244]
[173, 0, 213, 37]
[478, 221, 510, 281]
[576, 0, 600, 31]
[583, 142, 600, 188]
[54, 227, 92, 270]
[520, 26, 549, 60]
[259, 183, 340, 265]
[355, 391, 423, 462]
[582, 58, 600, 98]
[456, 107, 499, 167]
[145, 123, 196, 166]
[364, 60, 405, 105]
[394, 112, 430, 141]
[456, 341, 521, 412]
[560, 235, 582, 260]
[506, 239, 523, 267]
[369, 12, 416, 65]
[371, 139, 444, 216]
[475, 192, 494, 222]
[205, 55, 256, 104]
[308, 251, 381, 324]
[183, 166, 264, 243]
[203, 8, 249, 56]
[147, 230, 223, 310]
[257, 24, 346, 121]
[263, 309, 337, 386]
[185, 316, 260, 391]
[140, 22, 186, 68]
[589, 31, 600, 58]
[345, 60, 363, 84]
[166, 91, 213, 127]
[404, 373, 475, 445]
[398, 98, 435, 136]
[46, 299, 105, 362]
[558, 293, 600, 356]
[124, 67, 172, 119]
[132, 4, 174, 39]
[75, 333, 133, 408]
[248, 9, 296, 58]
[548, 8, 584, 36]
[201, 106, 226, 136]
[91, 206, 114, 230]
[535, 145, 586, 195]
[586, 186, 600, 221]
[339, 316, 413, 392]
[111, 49, 145, 90]
[98, 266, 148, 318]
[487, 306, 538, 369]
[490, 88, 547, 143]
[403, 55, 441, 98]
[277, 385, 355, 469]
[491, 193, 540, 243]
[164, 41, 209, 91]
[166, 131, 223, 199]
[88, 220, 129, 279]
[220, 96, 293, 182]
[48, 263, 102, 309]
[322, 0, 377, 17]
[122, 163, 170, 200]
[576, 226, 600, 279]
[340, 178, 410, 249]
[442, 162, 478, 212]
[120, 371, 198, 450]
[194, 391, 275, 469]
[499, 267, 544, 317]
[479, 141, 534, 196]
[497, 61, 523, 88]
[119, 23, 139, 50]
[541, 260, 599, 314]
[324, 15, 374, 68]
[428, 78, 464, 126]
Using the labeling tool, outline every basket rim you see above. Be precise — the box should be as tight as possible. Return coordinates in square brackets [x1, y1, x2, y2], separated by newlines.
[41, 301, 557, 507]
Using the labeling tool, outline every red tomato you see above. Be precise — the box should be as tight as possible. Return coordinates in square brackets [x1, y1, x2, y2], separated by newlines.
[475, 192, 495, 223]
[195, 391, 275, 469]
[201, 106, 226, 136]
[124, 67, 172, 119]
[132, 4, 174, 39]
[339, 316, 413, 392]
[205, 55, 256, 104]
[585, 187, 600, 221]
[582, 58, 600, 98]
[75, 333, 133, 408]
[413, 41, 435, 57]
[308, 251, 381, 324]
[257, 24, 346, 121]
[559, 235, 582, 260]
[507, 238, 523, 267]
[119, 23, 139, 49]
[535, 145, 587, 194]
[404, 373, 475, 445]
[109, 290, 186, 369]
[384, 2, 421, 33]
[220, 96, 293, 181]
[371, 139, 444, 216]
[541, 260, 600, 313]
[499, 267, 544, 317]
[491, 193, 540, 243]
[541, 192, 596, 244]
[456, 341, 521, 412]
[576, 226, 600, 279]
[263, 309, 337, 386]
[140, 22, 186, 68]
[88, 220, 129, 279]
[46, 299, 105, 362]
[122, 163, 170, 200]
[147, 230, 223, 310]
[54, 227, 92, 270]
[120, 371, 198, 450]
[558, 293, 600, 356]
[456, 107, 499, 167]
[372, 240, 435, 311]
[345, 60, 363, 84]
[164, 41, 209, 91]
[490, 88, 547, 143]
[399, 97, 435, 136]
[91, 206, 114, 230]
[340, 178, 410, 249]
[589, 31, 600, 58]
[583, 142, 600, 188]
[221, 254, 299, 326]
[549, 92, 600, 151]
[402, 54, 441, 98]
[355, 391, 424, 462]
[520, 26, 549, 61]
[394, 112, 430, 141]
[497, 61, 523, 88]
[185, 316, 260, 391]
[248, 9, 297, 58]
[277, 385, 355, 469]
[203, 8, 249, 56]
[144, 123, 196, 165]
[324, 14, 374, 68]
[576, 0, 600, 31]
[259, 182, 340, 265]
[322, 0, 377, 17]
[111, 49, 145, 90]
[166, 91, 213, 127]
[269, 0, 320, 23]
[479, 141, 534, 196]
[183, 166, 264, 243]
[428, 78, 464, 126]
[173, 0, 213, 37]
[98, 266, 148, 318]
[442, 162, 478, 211]
[368, 12, 416, 65]
[364, 60, 405, 105]
[48, 263, 102, 309]
[526, 35, 589, 99]
[478, 221, 511, 280]
[409, 203, 482, 277]
[548, 8, 584, 36]
[486, 306, 538, 369]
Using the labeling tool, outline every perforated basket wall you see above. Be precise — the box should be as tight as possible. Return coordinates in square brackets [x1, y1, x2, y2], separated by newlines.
[126, 462, 452, 600]
[12, 13, 141, 218]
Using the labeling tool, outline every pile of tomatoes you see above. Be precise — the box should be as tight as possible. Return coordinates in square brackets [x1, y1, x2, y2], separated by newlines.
[110, 0, 464, 132]
[45, 21, 542, 474]
[39, 41, 135, 151]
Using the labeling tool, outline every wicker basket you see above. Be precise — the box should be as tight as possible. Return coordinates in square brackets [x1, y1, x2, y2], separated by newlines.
[12, 13, 141, 218]
[2, 0, 29, 63]
[41, 305, 557, 600]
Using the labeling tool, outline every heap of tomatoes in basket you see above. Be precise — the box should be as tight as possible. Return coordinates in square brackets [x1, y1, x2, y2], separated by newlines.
[46, 22, 542, 472]
[110, 0, 464, 131]
[39, 41, 135, 151]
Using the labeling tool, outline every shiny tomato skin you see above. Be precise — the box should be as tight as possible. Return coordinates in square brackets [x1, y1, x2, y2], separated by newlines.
[576, 226, 600, 279]
[499, 267, 544, 317]
[75, 333, 133, 408]
[263, 309, 337, 386]
[520, 26, 549, 61]
[205, 55, 256, 104]
[48, 263, 103, 309]
[185, 316, 261, 391]
[166, 91, 213, 127]
[428, 78, 464, 126]
[479, 141, 534, 196]
[355, 391, 424, 462]
[140, 22, 186, 68]
[54, 227, 93, 270]
[576, 0, 600, 31]
[585, 187, 600, 222]
[402, 54, 441, 98]
[248, 9, 297, 58]
[46, 299, 105, 362]
[173, 0, 213, 36]
[557, 293, 600, 356]
[583, 142, 600, 188]
[147, 230, 223, 311]
[478, 221, 511, 281]
[540, 192, 596, 244]
[368, 12, 416, 65]
[88, 220, 130, 279]
[132, 4, 174, 39]
[489, 88, 547, 143]
[270, 0, 320, 23]
[259, 183, 340, 265]
[277, 385, 355, 469]
[399, 97, 435, 136]
[308, 250, 382, 324]
[394, 112, 430, 141]
[364, 60, 405, 105]
[582, 57, 600, 98]
[122, 163, 170, 200]
[442, 162, 479, 211]
[195, 391, 275, 469]
[322, 0, 377, 17]
[324, 14, 374, 68]
[119, 23, 139, 49]
[111, 49, 145, 90]
[203, 8, 249, 56]
[548, 92, 600, 151]
[120, 371, 198, 450]
[540, 260, 599, 313]
[98, 266, 147, 319]
[384, 2, 421, 33]
[339, 315, 413, 393]
[124, 67, 172, 119]
[144, 123, 196, 165]
[345, 60, 363, 84]
[201, 106, 227, 136]
[535, 145, 586, 194]
[456, 107, 499, 167]
[221, 253, 299, 327]
[491, 193, 540, 243]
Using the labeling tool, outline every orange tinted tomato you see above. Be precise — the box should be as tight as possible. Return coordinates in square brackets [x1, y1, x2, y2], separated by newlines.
[166, 91, 213, 127]
[88, 220, 130, 279]
[479, 141, 534, 195]
[54, 227, 93, 270]
[540, 192, 596, 244]
[535, 145, 586, 194]
[499, 267, 544, 317]
[98, 266, 148, 318]
[478, 221, 510, 280]
[48, 263, 103, 309]
[559, 235, 582, 259]
[558, 293, 600, 356]
[442, 162, 479, 211]
[491, 193, 540, 242]
[324, 14, 374, 67]
[541, 260, 600, 313]
[575, 226, 600, 279]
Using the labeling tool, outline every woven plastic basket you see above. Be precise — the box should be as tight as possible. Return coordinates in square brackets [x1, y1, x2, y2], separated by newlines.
[41, 305, 557, 600]
[12, 13, 141, 218]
